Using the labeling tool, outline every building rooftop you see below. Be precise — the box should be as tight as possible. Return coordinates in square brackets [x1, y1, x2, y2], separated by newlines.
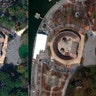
[33, 34, 47, 59]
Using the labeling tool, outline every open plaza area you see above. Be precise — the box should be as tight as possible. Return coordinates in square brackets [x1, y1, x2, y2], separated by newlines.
[31, 0, 96, 96]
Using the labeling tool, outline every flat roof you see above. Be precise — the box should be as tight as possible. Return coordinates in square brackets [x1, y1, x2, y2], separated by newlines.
[33, 34, 47, 59]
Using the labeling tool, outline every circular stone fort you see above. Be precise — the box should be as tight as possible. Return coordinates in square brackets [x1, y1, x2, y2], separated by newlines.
[53, 29, 81, 60]
[48, 28, 85, 67]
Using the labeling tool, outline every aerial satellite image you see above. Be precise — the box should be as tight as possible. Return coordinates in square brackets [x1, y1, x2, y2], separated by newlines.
[31, 0, 96, 96]
[0, 0, 28, 96]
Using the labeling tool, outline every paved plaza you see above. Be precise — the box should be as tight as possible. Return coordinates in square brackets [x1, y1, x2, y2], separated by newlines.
[6, 26, 28, 65]
[31, 0, 96, 96]
[83, 32, 96, 66]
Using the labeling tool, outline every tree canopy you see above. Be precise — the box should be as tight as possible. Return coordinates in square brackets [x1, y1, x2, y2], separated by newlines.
[19, 44, 28, 59]
[0, 63, 28, 96]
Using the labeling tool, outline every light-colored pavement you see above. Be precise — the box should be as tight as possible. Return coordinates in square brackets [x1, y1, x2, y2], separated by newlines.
[62, 71, 74, 96]
[83, 31, 96, 66]
[6, 26, 28, 65]
[17, 25, 28, 36]
[6, 35, 21, 65]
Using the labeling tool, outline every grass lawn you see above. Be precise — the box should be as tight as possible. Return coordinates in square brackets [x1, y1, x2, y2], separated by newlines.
[74, 89, 83, 96]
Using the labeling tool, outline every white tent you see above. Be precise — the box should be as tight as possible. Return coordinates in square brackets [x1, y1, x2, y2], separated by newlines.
[33, 34, 47, 59]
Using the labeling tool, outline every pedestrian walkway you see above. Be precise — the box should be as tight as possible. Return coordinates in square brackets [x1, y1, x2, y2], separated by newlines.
[16, 25, 28, 36]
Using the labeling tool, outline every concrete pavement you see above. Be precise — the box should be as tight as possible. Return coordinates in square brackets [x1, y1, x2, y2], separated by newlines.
[6, 35, 21, 65]
[83, 31, 96, 66]
[6, 26, 28, 65]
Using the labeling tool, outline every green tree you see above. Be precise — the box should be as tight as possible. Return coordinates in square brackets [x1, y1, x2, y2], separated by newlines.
[9, 89, 28, 96]
[19, 44, 28, 59]
[95, 48, 96, 56]
[0, 72, 14, 96]
[9, 7, 16, 16]
[22, 0, 28, 11]
[0, 68, 27, 96]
